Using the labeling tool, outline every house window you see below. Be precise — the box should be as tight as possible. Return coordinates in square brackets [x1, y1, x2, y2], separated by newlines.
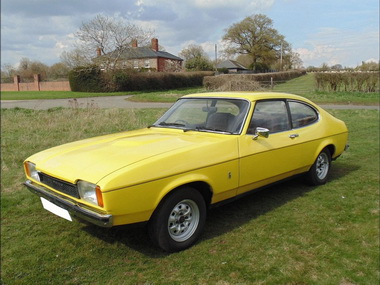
[144, 60, 150, 68]
[134, 60, 138, 69]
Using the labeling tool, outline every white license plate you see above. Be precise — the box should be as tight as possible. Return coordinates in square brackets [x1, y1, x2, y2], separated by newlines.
[40, 197, 72, 222]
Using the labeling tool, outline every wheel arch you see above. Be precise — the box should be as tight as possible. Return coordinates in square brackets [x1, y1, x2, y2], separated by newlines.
[150, 178, 213, 221]
[324, 144, 335, 158]
[315, 141, 335, 159]
[306, 142, 335, 173]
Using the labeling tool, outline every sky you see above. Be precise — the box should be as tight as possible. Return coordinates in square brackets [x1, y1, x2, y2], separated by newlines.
[1, 0, 379, 69]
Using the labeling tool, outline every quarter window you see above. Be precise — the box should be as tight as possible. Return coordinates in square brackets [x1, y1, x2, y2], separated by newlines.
[289, 101, 318, 128]
[248, 100, 290, 134]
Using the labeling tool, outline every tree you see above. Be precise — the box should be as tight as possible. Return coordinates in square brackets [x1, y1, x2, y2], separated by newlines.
[60, 49, 92, 69]
[1, 63, 17, 82]
[289, 51, 303, 70]
[66, 14, 154, 69]
[179, 44, 213, 71]
[357, 61, 379, 71]
[222, 14, 291, 71]
[331, 64, 343, 70]
[49, 62, 71, 80]
[16, 57, 49, 81]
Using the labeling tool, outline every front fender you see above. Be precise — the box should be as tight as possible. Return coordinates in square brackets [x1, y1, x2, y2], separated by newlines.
[101, 159, 239, 226]
[153, 173, 212, 207]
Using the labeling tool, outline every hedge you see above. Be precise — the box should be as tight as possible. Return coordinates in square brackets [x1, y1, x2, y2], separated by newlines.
[68, 65, 107, 92]
[203, 70, 306, 91]
[314, 72, 379, 92]
[69, 66, 214, 92]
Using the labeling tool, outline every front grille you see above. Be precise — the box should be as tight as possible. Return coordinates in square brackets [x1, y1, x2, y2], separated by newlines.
[38, 173, 80, 199]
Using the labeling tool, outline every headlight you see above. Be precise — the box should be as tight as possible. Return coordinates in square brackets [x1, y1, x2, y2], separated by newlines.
[24, 162, 40, 182]
[77, 181, 103, 207]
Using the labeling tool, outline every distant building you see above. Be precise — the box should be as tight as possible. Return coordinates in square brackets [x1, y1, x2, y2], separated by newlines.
[95, 38, 183, 72]
[216, 60, 248, 73]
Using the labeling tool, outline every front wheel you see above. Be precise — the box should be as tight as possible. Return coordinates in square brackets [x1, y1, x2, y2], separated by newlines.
[306, 148, 331, 185]
[148, 187, 206, 252]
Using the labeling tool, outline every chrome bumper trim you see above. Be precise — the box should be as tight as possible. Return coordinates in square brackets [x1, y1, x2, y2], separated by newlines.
[24, 180, 113, 227]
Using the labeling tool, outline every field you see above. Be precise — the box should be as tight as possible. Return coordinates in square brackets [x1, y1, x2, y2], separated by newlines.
[1, 105, 379, 284]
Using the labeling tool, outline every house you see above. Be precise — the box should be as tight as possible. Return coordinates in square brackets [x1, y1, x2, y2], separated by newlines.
[96, 38, 183, 72]
[216, 60, 248, 73]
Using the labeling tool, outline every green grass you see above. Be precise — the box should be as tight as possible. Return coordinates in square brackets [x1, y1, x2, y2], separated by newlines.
[125, 87, 206, 102]
[273, 73, 379, 105]
[1, 107, 379, 284]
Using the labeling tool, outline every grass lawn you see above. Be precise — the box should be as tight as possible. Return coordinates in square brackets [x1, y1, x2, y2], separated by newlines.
[1, 107, 379, 284]
[125, 87, 206, 102]
[273, 73, 379, 105]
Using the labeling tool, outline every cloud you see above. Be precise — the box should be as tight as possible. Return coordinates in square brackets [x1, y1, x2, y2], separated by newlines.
[296, 27, 379, 67]
[2, 0, 276, 66]
[1, 0, 378, 68]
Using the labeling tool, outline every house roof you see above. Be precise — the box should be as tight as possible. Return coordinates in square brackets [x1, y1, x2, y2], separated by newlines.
[216, 60, 247, 70]
[106, 47, 183, 61]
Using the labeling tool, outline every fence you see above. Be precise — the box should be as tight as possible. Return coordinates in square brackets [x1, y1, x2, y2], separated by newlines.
[0, 74, 71, 92]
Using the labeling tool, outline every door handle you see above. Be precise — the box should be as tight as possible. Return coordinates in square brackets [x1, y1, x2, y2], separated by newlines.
[289, 134, 299, 139]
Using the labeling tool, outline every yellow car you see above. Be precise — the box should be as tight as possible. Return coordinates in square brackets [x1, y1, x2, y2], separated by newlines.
[24, 92, 348, 252]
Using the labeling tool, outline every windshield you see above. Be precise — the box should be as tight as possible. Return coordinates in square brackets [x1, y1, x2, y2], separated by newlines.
[152, 98, 250, 134]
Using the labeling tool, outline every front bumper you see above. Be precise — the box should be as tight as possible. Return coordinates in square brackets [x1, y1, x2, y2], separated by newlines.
[24, 180, 113, 227]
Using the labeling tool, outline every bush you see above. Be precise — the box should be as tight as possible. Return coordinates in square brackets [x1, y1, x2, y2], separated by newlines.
[203, 70, 306, 91]
[69, 67, 214, 92]
[110, 70, 214, 92]
[69, 65, 107, 92]
[314, 72, 380, 92]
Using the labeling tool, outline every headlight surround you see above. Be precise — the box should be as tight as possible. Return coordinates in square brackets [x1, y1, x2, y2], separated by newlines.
[24, 162, 40, 182]
[77, 181, 103, 207]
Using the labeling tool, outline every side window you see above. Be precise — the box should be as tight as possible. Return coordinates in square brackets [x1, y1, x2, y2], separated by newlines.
[289, 101, 318, 128]
[247, 100, 290, 134]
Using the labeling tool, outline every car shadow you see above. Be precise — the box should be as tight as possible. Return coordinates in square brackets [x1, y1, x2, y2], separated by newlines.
[82, 161, 359, 257]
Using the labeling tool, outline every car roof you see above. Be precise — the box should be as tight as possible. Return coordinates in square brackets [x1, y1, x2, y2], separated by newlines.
[182, 92, 313, 104]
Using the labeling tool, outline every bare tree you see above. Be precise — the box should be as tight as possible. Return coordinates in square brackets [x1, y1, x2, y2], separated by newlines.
[60, 49, 91, 69]
[15, 57, 49, 81]
[289, 51, 303, 70]
[73, 14, 154, 69]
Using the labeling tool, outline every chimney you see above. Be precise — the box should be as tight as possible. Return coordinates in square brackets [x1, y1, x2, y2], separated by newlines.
[96, 47, 101, 57]
[151, 38, 158, 51]
[132, 39, 138, 48]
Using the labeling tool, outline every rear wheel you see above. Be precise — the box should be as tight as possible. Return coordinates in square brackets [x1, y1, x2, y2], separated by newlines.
[148, 187, 206, 252]
[306, 148, 331, 185]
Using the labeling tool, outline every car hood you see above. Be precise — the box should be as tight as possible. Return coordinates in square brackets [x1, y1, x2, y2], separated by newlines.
[27, 128, 238, 187]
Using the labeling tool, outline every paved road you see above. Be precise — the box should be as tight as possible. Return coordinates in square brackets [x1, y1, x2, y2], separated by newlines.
[1, 95, 379, 110]
[0, 96, 173, 110]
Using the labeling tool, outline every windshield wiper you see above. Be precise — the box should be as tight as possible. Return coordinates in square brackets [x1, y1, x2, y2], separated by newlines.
[148, 122, 187, 128]
[184, 126, 232, 134]
[159, 122, 186, 127]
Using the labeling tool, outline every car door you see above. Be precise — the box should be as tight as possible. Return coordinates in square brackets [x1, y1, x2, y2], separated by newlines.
[237, 99, 319, 195]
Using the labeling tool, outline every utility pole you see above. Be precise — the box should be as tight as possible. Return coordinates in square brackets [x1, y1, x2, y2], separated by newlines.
[280, 42, 283, 71]
[215, 44, 218, 71]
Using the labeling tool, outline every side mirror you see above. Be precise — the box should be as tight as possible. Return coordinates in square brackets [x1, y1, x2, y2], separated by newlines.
[253, 127, 269, 140]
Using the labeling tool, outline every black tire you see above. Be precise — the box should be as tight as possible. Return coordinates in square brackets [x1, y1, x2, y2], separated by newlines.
[306, 148, 332, 185]
[148, 187, 207, 252]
